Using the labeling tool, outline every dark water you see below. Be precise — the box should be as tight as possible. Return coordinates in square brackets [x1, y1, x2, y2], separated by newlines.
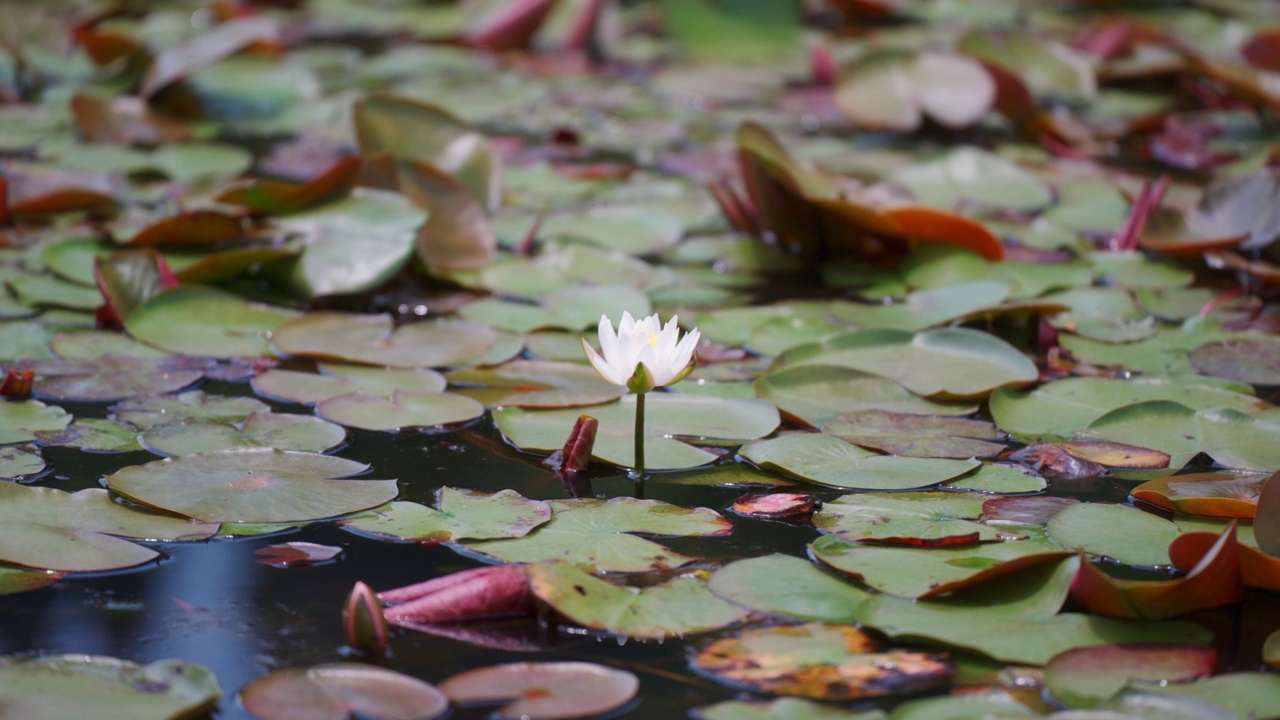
[1, 383, 1277, 719]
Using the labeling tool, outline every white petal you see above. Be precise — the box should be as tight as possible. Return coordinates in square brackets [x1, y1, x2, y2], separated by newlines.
[582, 339, 625, 386]
[597, 315, 619, 365]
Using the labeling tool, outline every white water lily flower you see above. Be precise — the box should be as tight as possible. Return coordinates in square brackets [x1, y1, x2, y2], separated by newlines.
[582, 312, 700, 394]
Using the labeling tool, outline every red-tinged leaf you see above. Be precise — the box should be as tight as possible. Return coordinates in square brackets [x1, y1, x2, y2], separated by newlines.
[1054, 440, 1169, 470]
[380, 565, 534, 625]
[1069, 524, 1244, 620]
[978, 59, 1072, 144]
[70, 93, 193, 146]
[983, 496, 1079, 525]
[140, 16, 279, 97]
[882, 206, 1005, 261]
[1007, 444, 1106, 480]
[1171, 531, 1280, 592]
[811, 42, 837, 86]
[1257, 469, 1280, 557]
[122, 210, 244, 246]
[5, 167, 120, 222]
[1131, 472, 1263, 520]
[1147, 119, 1238, 171]
[920, 549, 1075, 599]
[343, 581, 388, 655]
[0, 368, 35, 399]
[1045, 643, 1216, 709]
[550, 160, 634, 181]
[543, 414, 598, 477]
[706, 178, 759, 235]
[1242, 29, 1280, 71]
[1111, 176, 1168, 252]
[1186, 54, 1280, 113]
[560, 0, 604, 52]
[466, 0, 559, 52]
[254, 542, 342, 567]
[1205, 250, 1280, 287]
[0, 176, 9, 226]
[72, 26, 143, 67]
[94, 248, 180, 328]
[215, 155, 360, 215]
[732, 492, 821, 522]
[395, 159, 496, 272]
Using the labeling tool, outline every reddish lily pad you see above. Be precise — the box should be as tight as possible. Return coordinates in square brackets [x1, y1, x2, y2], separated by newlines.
[1189, 337, 1280, 386]
[813, 492, 1018, 546]
[215, 156, 361, 216]
[1258, 469, 1280, 557]
[1131, 471, 1266, 519]
[1044, 643, 1216, 709]
[439, 662, 637, 720]
[527, 561, 748, 639]
[0, 483, 217, 572]
[105, 449, 398, 524]
[446, 359, 624, 408]
[340, 487, 551, 544]
[466, 497, 730, 573]
[272, 312, 497, 368]
[0, 655, 221, 720]
[983, 496, 1079, 526]
[14, 355, 208, 402]
[691, 622, 953, 700]
[240, 663, 447, 720]
[254, 542, 343, 567]
[732, 492, 821, 522]
[1172, 527, 1280, 592]
[740, 432, 980, 491]
[823, 410, 1004, 459]
[316, 390, 484, 431]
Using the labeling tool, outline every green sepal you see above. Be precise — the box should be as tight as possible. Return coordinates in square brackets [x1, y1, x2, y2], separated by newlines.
[627, 361, 656, 394]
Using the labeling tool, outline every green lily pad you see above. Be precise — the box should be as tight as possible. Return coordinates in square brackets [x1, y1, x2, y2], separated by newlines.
[823, 410, 1004, 459]
[740, 433, 980, 490]
[694, 698, 887, 720]
[340, 488, 551, 543]
[316, 390, 484, 431]
[125, 285, 300, 358]
[753, 365, 976, 428]
[810, 529, 1070, 599]
[889, 146, 1053, 212]
[1044, 643, 1217, 710]
[0, 399, 71, 444]
[252, 363, 448, 405]
[890, 689, 1037, 720]
[41, 237, 112, 286]
[527, 561, 748, 639]
[460, 244, 653, 300]
[447, 359, 624, 408]
[466, 497, 731, 573]
[0, 321, 55, 362]
[0, 444, 45, 480]
[34, 418, 143, 453]
[0, 483, 217, 572]
[695, 301, 833, 348]
[1082, 401, 1280, 475]
[1141, 672, 1280, 720]
[140, 411, 346, 456]
[272, 312, 496, 368]
[990, 377, 1268, 443]
[105, 449, 398, 524]
[48, 330, 170, 359]
[813, 492, 1015, 545]
[494, 394, 780, 471]
[944, 463, 1046, 494]
[110, 391, 268, 430]
[0, 566, 62, 596]
[829, 281, 1013, 332]
[0, 655, 221, 720]
[8, 273, 102, 311]
[274, 189, 425, 299]
[773, 328, 1038, 400]
[708, 553, 872, 624]
[16, 355, 208, 402]
[1046, 503, 1178, 567]
[459, 284, 652, 334]
[1086, 250, 1195, 290]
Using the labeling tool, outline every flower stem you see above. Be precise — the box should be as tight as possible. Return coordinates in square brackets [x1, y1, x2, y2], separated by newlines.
[634, 391, 646, 479]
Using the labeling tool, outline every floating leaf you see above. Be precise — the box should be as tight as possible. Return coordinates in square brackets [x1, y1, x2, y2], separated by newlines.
[835, 52, 995, 132]
[125, 286, 299, 358]
[1083, 401, 1280, 475]
[14, 355, 208, 402]
[253, 542, 342, 567]
[813, 492, 1015, 546]
[695, 698, 887, 720]
[753, 365, 973, 429]
[0, 566, 62, 596]
[709, 553, 870, 624]
[140, 410, 346, 456]
[495, 394, 779, 471]
[240, 663, 447, 720]
[1141, 673, 1280, 720]
[527, 561, 748, 639]
[252, 364, 447, 405]
[272, 312, 496, 368]
[105, 449, 398, 524]
[823, 410, 1003, 459]
[1047, 503, 1177, 567]
[1189, 337, 1280, 386]
[740, 433, 979, 490]
[439, 662, 637, 720]
[691, 622, 953, 700]
[890, 689, 1036, 720]
[889, 146, 1053, 212]
[0, 655, 220, 720]
[945, 463, 1046, 494]
[447, 360, 624, 408]
[0, 483, 216, 572]
[983, 496, 1079, 526]
[0, 444, 45, 480]
[1044, 643, 1216, 709]
[398, 158, 495, 272]
[340, 488, 551, 544]
[466, 497, 730, 573]
[316, 390, 484, 431]
[1131, 471, 1266, 519]
[0, 399, 71, 445]
[110, 391, 268, 430]
[732, 492, 820, 522]
[140, 15, 279, 96]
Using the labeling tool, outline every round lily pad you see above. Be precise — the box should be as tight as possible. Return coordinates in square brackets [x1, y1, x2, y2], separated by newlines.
[125, 285, 300, 358]
[944, 463, 1046, 494]
[140, 411, 347, 456]
[316, 390, 484, 431]
[252, 364, 447, 405]
[19, 355, 208, 402]
[272, 312, 497, 368]
[439, 661, 638, 720]
[708, 553, 871, 624]
[694, 698, 887, 720]
[446, 359, 624, 408]
[812, 492, 1015, 546]
[105, 449, 399, 524]
[0, 655, 221, 720]
[1189, 337, 1280, 386]
[110, 391, 269, 429]
[0, 399, 72, 445]
[340, 487, 551, 543]
[0, 444, 46, 480]
[1045, 643, 1216, 709]
[240, 663, 447, 720]
[739, 433, 980, 490]
[1046, 503, 1178, 567]
[47, 330, 169, 359]
[753, 365, 976, 428]
[823, 410, 1004, 459]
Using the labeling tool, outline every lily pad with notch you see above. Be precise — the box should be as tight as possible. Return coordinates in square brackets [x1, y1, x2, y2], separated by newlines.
[340, 487, 551, 544]
[753, 365, 977, 428]
[813, 492, 1019, 546]
[252, 363, 448, 405]
[272, 312, 497, 368]
[0, 654, 221, 720]
[240, 663, 447, 720]
[740, 432, 980, 491]
[823, 409, 1004, 459]
[124, 285, 300, 358]
[447, 359, 624, 408]
[139, 410, 347, 456]
[316, 390, 484, 431]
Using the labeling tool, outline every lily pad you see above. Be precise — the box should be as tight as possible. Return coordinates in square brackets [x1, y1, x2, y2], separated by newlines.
[740, 433, 980, 490]
[694, 698, 887, 720]
[34, 418, 142, 453]
[0, 399, 71, 445]
[1044, 643, 1216, 709]
[439, 662, 637, 720]
[1082, 401, 1280, 475]
[340, 488, 551, 544]
[709, 553, 871, 624]
[1131, 471, 1266, 519]
[124, 285, 299, 358]
[691, 622, 953, 700]
[1046, 503, 1178, 567]
[466, 496, 730, 573]
[0, 483, 217, 572]
[813, 492, 1016, 546]
[889, 146, 1053, 212]
[110, 391, 269, 429]
[252, 364, 448, 405]
[773, 328, 1038, 400]
[945, 463, 1046, 494]
[316, 390, 484, 431]
[15, 355, 208, 402]
[0, 655, 221, 720]
[753, 365, 976, 428]
[105, 449, 398, 524]
[447, 359, 624, 408]
[1188, 337, 1280, 385]
[272, 312, 497, 368]
[1141, 672, 1280, 720]
[527, 561, 748, 639]
[140, 411, 347, 456]
[0, 444, 45, 480]
[494, 394, 779, 470]
[240, 663, 447, 720]
[0, 566, 62, 596]
[823, 410, 1003, 459]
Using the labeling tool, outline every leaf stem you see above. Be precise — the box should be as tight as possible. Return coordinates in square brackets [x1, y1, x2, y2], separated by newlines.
[634, 391, 646, 480]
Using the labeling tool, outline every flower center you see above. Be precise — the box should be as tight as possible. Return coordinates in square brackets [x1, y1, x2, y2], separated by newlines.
[647, 333, 658, 347]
